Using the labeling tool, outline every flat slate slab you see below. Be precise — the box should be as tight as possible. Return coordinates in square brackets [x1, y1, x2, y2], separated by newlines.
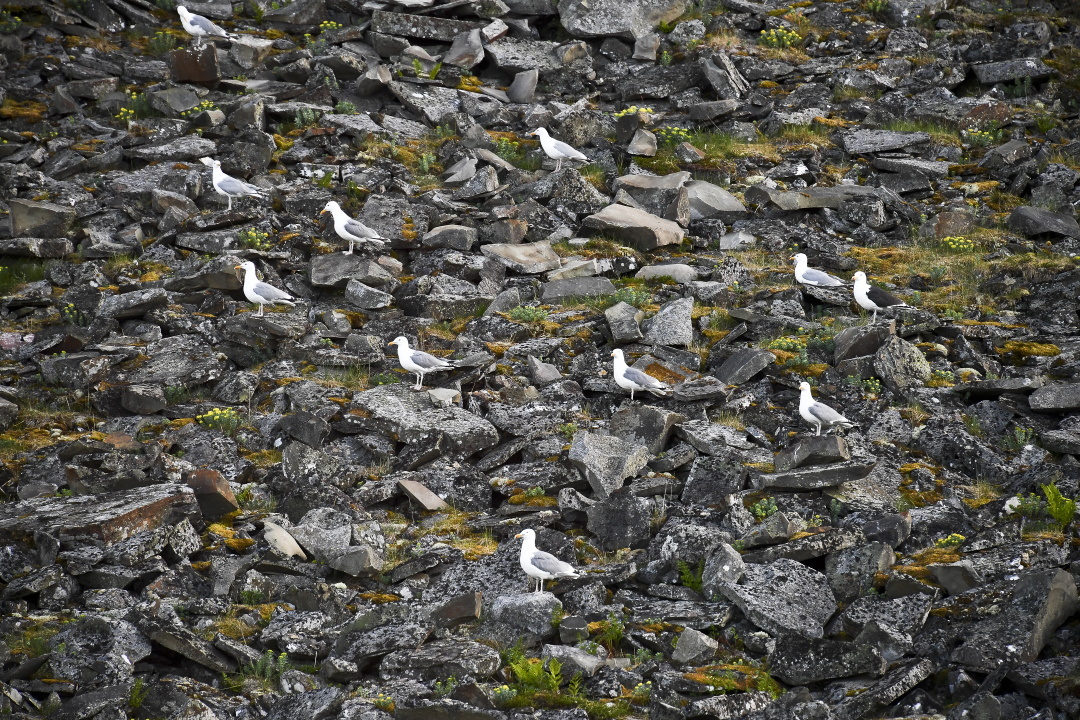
[0, 483, 201, 545]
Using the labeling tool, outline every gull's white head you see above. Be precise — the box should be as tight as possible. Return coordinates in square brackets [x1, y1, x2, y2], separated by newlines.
[611, 348, 623, 360]
[799, 381, 812, 393]
[527, 128, 548, 138]
[234, 260, 256, 273]
[199, 156, 217, 168]
[515, 528, 536, 542]
[321, 200, 340, 215]
[388, 335, 409, 348]
[852, 271, 867, 285]
[792, 253, 807, 266]
[177, 5, 189, 16]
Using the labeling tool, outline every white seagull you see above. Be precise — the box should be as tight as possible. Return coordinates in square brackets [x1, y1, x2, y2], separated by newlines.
[320, 201, 386, 255]
[515, 529, 580, 593]
[234, 261, 296, 317]
[388, 336, 454, 390]
[528, 127, 588, 171]
[798, 381, 856, 436]
[852, 271, 909, 322]
[792, 253, 845, 287]
[611, 348, 670, 401]
[177, 6, 234, 47]
[200, 158, 267, 212]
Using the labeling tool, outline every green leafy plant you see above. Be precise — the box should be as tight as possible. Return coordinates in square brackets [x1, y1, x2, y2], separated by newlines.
[295, 107, 319, 128]
[1042, 482, 1076, 528]
[433, 676, 458, 698]
[372, 693, 395, 712]
[750, 497, 778, 522]
[610, 287, 651, 308]
[676, 560, 704, 593]
[863, 0, 888, 13]
[148, 31, 177, 56]
[334, 101, 357, 114]
[659, 50, 673, 66]
[556, 423, 578, 440]
[655, 126, 693, 145]
[509, 305, 549, 323]
[926, 369, 955, 388]
[1000, 426, 1035, 453]
[128, 678, 148, 709]
[525, 486, 546, 498]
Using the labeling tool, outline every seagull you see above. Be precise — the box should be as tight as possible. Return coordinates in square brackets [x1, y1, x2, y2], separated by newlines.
[177, 6, 234, 47]
[852, 271, 909, 322]
[792, 253, 845, 287]
[611, 348, 670, 401]
[321, 201, 387, 255]
[514, 529, 580, 593]
[388, 336, 454, 390]
[798, 381, 856, 436]
[235, 261, 296, 316]
[200, 157, 267, 212]
[527, 127, 588, 171]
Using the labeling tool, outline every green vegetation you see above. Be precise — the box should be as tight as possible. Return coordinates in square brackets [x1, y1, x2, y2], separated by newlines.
[759, 28, 801, 48]
[1014, 482, 1076, 532]
[1000, 426, 1035, 454]
[509, 305, 549, 323]
[0, 258, 49, 295]
[934, 533, 965, 548]
[224, 650, 290, 692]
[750, 496, 778, 522]
[239, 228, 274, 251]
[677, 559, 705, 593]
[197, 407, 243, 436]
[148, 30, 176, 55]
[129, 678, 149, 709]
[495, 653, 641, 719]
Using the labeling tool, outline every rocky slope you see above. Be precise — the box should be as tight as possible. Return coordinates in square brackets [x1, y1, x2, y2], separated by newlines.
[0, 0, 1079, 717]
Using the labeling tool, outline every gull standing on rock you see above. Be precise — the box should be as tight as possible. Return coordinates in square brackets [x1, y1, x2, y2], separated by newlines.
[321, 201, 386, 254]
[852, 271, 909, 322]
[235, 261, 295, 317]
[515, 529, 580, 593]
[792, 253, 845, 287]
[528, 127, 587, 171]
[177, 6, 234, 47]
[611, 348, 670, 401]
[200, 158, 266, 212]
[798, 381, 856, 436]
[388, 336, 454, 390]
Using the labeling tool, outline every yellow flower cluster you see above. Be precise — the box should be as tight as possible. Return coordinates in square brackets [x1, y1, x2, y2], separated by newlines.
[939, 235, 974, 253]
[935, 532, 965, 547]
[763, 336, 806, 352]
[239, 228, 273, 250]
[181, 100, 218, 117]
[319, 20, 342, 32]
[115, 107, 135, 122]
[759, 27, 801, 48]
[613, 105, 654, 118]
[655, 126, 693, 145]
[962, 129, 998, 146]
[371, 694, 394, 711]
[197, 407, 242, 434]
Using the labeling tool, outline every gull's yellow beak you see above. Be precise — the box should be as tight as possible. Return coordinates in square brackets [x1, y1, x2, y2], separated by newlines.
[610, 351, 615, 356]
[514, 533, 523, 539]
[388, 340, 397, 346]
[320, 209, 327, 214]
[234, 265, 242, 270]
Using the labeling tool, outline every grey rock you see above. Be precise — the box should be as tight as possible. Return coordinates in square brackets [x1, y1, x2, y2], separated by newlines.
[1030, 383, 1080, 411]
[609, 403, 683, 454]
[541, 644, 604, 677]
[586, 488, 652, 550]
[834, 323, 894, 363]
[581, 204, 685, 251]
[951, 568, 1077, 673]
[605, 301, 644, 343]
[637, 263, 696, 284]
[700, 53, 749, 99]
[681, 456, 746, 504]
[833, 659, 933, 720]
[701, 542, 745, 600]
[834, 592, 932, 637]
[840, 129, 931, 154]
[379, 640, 500, 682]
[687, 693, 774, 719]
[671, 627, 718, 665]
[874, 335, 932, 393]
[568, 431, 650, 499]
[774, 437, 851, 472]
[508, 69, 538, 103]
[444, 29, 485, 69]
[686, 180, 748, 222]
[771, 634, 887, 685]
[755, 462, 875, 491]
[1008, 206, 1080, 239]
[99, 288, 170, 320]
[9, 199, 76, 239]
[540, 276, 617, 303]
[423, 225, 478, 251]
[713, 348, 775, 386]
[266, 689, 343, 720]
[713, 558, 837, 638]
[344, 279, 393, 310]
[353, 383, 499, 458]
[930, 559, 983, 596]
[482, 241, 562, 274]
[558, 0, 690, 39]
[642, 297, 694, 347]
[490, 592, 561, 637]
[971, 58, 1055, 85]
[826, 541, 895, 603]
